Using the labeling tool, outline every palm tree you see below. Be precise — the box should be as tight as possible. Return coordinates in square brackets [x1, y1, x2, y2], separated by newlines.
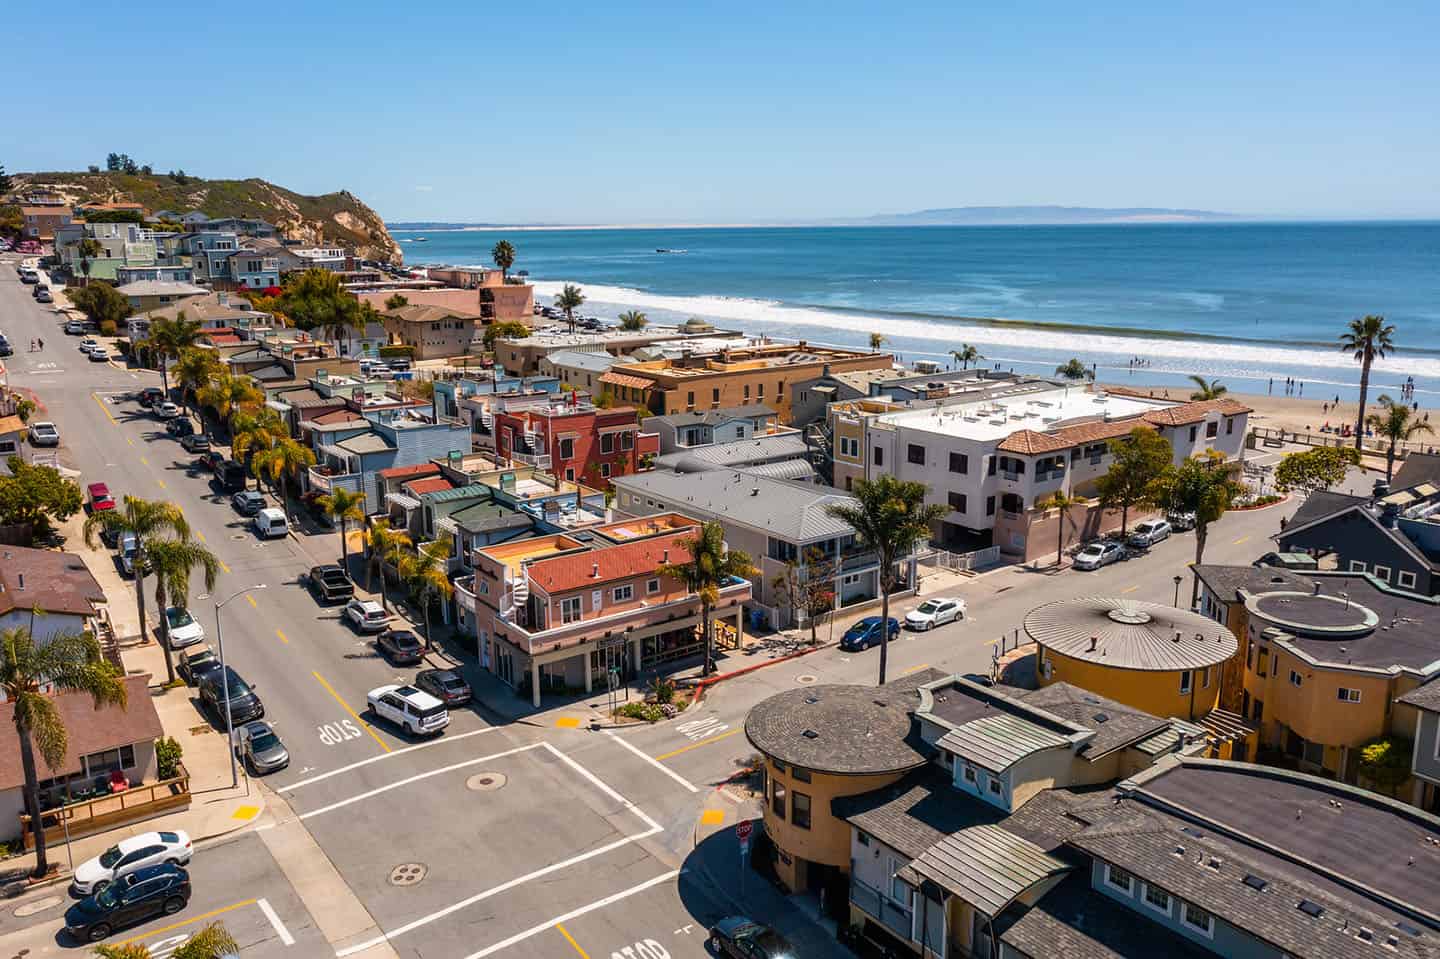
[96, 920, 238, 958]
[398, 540, 454, 649]
[868, 332, 886, 352]
[617, 310, 648, 332]
[145, 313, 203, 396]
[252, 437, 316, 522]
[230, 406, 285, 488]
[1187, 375, 1228, 400]
[2, 626, 126, 879]
[1041, 491, 1085, 568]
[950, 344, 983, 370]
[554, 284, 585, 334]
[196, 371, 263, 440]
[172, 348, 222, 419]
[84, 497, 190, 676]
[147, 538, 221, 684]
[1339, 315, 1397, 452]
[318, 487, 366, 573]
[1055, 358, 1090, 381]
[1151, 451, 1243, 606]
[491, 240, 516, 281]
[824, 476, 945, 685]
[78, 237, 103, 282]
[1367, 394, 1435, 482]
[658, 522, 757, 676]
[364, 519, 412, 611]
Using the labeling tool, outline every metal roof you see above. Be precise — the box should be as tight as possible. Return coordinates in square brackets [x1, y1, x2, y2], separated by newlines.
[1131, 718, 1207, 756]
[654, 433, 809, 472]
[1024, 597, 1238, 671]
[899, 824, 1071, 918]
[936, 713, 1072, 773]
[614, 469, 856, 543]
[543, 350, 627, 373]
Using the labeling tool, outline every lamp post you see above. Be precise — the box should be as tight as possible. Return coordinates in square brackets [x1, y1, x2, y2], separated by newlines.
[1173, 575, 1184, 608]
[211, 584, 267, 789]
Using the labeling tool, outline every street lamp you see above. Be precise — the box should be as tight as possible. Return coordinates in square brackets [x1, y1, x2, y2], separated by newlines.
[211, 584, 267, 789]
[1173, 575, 1184, 608]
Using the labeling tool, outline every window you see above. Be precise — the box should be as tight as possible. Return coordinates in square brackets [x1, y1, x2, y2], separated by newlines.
[559, 437, 575, 459]
[1337, 687, 1362, 703]
[873, 447, 884, 467]
[1180, 670, 1192, 694]
[601, 463, 611, 478]
[1399, 570, 1418, 589]
[772, 781, 786, 818]
[621, 431, 634, 450]
[1257, 648, 1269, 677]
[1226, 417, 1235, 434]
[792, 791, 812, 829]
[647, 578, 660, 594]
[1206, 421, 1219, 438]
[791, 767, 811, 783]
[559, 597, 583, 623]
[1105, 864, 1134, 895]
[948, 492, 967, 512]
[1142, 883, 1172, 915]
[1373, 565, 1391, 582]
[565, 468, 575, 481]
[1348, 560, 1367, 573]
[857, 831, 870, 847]
[612, 584, 633, 603]
[890, 860, 909, 905]
[757, 383, 765, 401]
[712, 388, 720, 403]
[907, 443, 926, 465]
[949, 452, 969, 474]
[989, 777, 1001, 795]
[1181, 902, 1215, 937]
[83, 745, 136, 775]
[986, 495, 996, 517]
[601, 432, 615, 453]
[1201, 667, 1211, 688]
[686, 391, 695, 409]
[744, 385, 751, 400]
[1189, 426, 1198, 442]
[988, 456, 997, 476]
[1289, 670, 1302, 687]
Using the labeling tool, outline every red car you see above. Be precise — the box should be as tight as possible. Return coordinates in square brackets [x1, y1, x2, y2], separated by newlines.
[87, 483, 116, 512]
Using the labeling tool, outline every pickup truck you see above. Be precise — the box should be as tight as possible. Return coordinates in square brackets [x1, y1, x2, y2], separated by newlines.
[305, 565, 355, 604]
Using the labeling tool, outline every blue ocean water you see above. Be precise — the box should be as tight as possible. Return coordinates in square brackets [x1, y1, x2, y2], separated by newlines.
[391, 223, 1440, 401]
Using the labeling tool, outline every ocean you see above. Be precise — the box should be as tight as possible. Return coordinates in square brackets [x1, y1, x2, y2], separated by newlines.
[389, 222, 1440, 402]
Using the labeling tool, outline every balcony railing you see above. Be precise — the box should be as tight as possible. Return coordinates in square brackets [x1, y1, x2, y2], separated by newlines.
[454, 575, 478, 613]
[20, 765, 191, 850]
[851, 879, 913, 941]
[510, 449, 552, 469]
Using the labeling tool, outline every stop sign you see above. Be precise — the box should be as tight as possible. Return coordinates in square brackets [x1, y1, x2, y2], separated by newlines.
[736, 820, 753, 840]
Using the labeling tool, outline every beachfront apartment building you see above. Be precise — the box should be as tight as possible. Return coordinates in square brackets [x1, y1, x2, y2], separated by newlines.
[493, 319, 743, 376]
[835, 384, 1250, 559]
[463, 513, 751, 706]
[431, 372, 562, 422]
[380, 304, 486, 359]
[539, 350, 634, 393]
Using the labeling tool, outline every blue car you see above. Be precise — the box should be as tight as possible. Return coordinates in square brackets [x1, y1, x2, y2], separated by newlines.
[839, 616, 900, 651]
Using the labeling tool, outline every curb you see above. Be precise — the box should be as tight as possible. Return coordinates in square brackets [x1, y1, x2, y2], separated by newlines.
[688, 641, 833, 704]
[1230, 493, 1291, 512]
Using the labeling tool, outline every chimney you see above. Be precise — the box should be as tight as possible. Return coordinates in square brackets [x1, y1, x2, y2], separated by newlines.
[751, 487, 760, 496]
[1088, 635, 1098, 652]
[591, 563, 600, 578]
[662, 549, 669, 563]
[1313, 581, 1321, 595]
[16, 574, 24, 590]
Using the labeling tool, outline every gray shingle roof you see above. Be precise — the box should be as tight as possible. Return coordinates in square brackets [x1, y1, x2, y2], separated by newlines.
[1399, 676, 1440, 711]
[936, 714, 1072, 773]
[1023, 597, 1238, 671]
[654, 433, 809, 471]
[830, 766, 1004, 859]
[899, 824, 1071, 918]
[744, 684, 929, 776]
[1393, 451, 1440, 490]
[1192, 563, 1313, 600]
[336, 433, 397, 455]
[1285, 489, 1367, 529]
[1020, 683, 1172, 759]
[648, 404, 776, 428]
[614, 469, 856, 543]
[544, 350, 628, 374]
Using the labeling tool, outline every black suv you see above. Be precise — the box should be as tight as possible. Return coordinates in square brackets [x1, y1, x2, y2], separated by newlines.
[305, 564, 355, 604]
[65, 863, 191, 942]
[199, 666, 264, 724]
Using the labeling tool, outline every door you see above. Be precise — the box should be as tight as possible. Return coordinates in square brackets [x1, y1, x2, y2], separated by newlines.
[379, 695, 404, 725]
[117, 880, 158, 925]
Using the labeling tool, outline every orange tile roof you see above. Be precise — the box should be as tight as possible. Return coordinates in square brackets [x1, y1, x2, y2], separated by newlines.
[600, 371, 655, 390]
[377, 462, 442, 480]
[996, 418, 1148, 455]
[404, 477, 454, 497]
[528, 532, 693, 593]
[1142, 397, 1253, 427]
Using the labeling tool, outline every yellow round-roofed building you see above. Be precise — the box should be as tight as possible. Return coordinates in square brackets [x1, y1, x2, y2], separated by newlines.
[1025, 597, 1238, 720]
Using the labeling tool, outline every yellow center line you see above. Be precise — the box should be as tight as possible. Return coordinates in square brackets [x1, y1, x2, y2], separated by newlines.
[1233, 535, 1250, 545]
[157, 479, 167, 490]
[654, 726, 742, 762]
[219, 559, 231, 574]
[246, 594, 258, 608]
[195, 530, 205, 542]
[140, 456, 149, 466]
[113, 898, 256, 946]
[90, 392, 118, 426]
[276, 628, 289, 645]
[126, 437, 134, 447]
[1121, 584, 1140, 593]
[313, 671, 391, 753]
[557, 924, 591, 959]
[901, 662, 932, 675]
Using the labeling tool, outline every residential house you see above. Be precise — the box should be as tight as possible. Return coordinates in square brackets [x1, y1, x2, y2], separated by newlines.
[1276, 483, 1440, 594]
[224, 249, 280, 289]
[20, 205, 73, 242]
[647, 404, 784, 453]
[431, 373, 561, 422]
[181, 231, 242, 285]
[791, 367, 1011, 428]
[381, 304, 486, 360]
[128, 291, 271, 342]
[464, 513, 751, 706]
[307, 414, 471, 512]
[653, 433, 815, 483]
[539, 350, 633, 393]
[493, 322, 747, 377]
[192, 217, 277, 238]
[115, 265, 195, 285]
[115, 280, 207, 312]
[414, 264, 534, 323]
[291, 247, 348, 272]
[1400, 679, 1440, 813]
[54, 222, 157, 281]
[0, 546, 107, 645]
[492, 397, 658, 487]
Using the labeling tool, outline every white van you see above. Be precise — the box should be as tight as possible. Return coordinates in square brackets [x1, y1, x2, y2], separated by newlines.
[252, 508, 289, 539]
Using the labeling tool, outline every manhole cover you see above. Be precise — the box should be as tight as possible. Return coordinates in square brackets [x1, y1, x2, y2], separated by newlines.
[388, 863, 427, 886]
[796, 674, 817, 685]
[14, 895, 61, 918]
[187, 725, 212, 736]
[230, 534, 246, 541]
[466, 772, 507, 792]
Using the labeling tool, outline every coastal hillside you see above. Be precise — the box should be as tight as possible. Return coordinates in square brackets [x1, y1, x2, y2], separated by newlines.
[8, 170, 403, 264]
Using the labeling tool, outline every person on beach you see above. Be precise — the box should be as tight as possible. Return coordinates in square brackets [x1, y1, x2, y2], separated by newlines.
[1268, 378, 1273, 394]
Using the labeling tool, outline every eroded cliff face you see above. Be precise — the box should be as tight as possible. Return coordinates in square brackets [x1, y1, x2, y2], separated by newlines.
[9, 173, 403, 265]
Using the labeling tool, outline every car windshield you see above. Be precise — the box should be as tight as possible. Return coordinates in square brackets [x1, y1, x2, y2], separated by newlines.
[441, 676, 467, 691]
[167, 609, 194, 628]
[250, 731, 281, 752]
[225, 676, 252, 697]
[1082, 545, 1104, 555]
[99, 844, 123, 868]
[916, 601, 942, 614]
[94, 887, 119, 909]
[392, 633, 420, 649]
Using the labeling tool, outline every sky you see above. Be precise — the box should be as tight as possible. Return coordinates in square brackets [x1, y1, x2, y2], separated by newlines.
[6, 1, 1439, 223]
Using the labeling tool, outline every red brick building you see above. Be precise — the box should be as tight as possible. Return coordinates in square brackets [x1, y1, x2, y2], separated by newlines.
[492, 397, 659, 487]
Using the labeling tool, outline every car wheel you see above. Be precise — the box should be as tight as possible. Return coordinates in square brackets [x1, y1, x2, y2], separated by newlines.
[92, 879, 109, 894]
[165, 857, 179, 866]
[87, 923, 112, 942]
[163, 896, 185, 915]
[710, 934, 724, 951]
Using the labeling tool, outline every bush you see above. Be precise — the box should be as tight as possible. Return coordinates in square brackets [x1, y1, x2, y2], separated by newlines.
[649, 677, 675, 705]
[156, 736, 183, 780]
[378, 345, 414, 359]
[615, 702, 666, 722]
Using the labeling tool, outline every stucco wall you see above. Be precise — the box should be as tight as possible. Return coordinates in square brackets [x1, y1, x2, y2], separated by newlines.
[1039, 645, 1225, 721]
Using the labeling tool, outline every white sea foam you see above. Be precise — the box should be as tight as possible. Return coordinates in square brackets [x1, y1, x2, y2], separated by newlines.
[530, 279, 1440, 381]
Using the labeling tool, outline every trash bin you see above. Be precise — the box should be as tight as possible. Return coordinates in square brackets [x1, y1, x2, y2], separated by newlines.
[749, 608, 766, 632]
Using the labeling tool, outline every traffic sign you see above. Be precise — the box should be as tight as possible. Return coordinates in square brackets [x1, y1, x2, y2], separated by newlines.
[736, 819, 753, 854]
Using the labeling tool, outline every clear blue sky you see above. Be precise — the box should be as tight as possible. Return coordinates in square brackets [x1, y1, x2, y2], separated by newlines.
[7, 1, 1438, 223]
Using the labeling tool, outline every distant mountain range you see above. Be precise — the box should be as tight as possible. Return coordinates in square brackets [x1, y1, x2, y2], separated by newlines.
[848, 205, 1236, 225]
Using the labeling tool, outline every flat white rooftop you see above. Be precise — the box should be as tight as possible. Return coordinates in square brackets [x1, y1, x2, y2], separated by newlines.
[875, 387, 1166, 442]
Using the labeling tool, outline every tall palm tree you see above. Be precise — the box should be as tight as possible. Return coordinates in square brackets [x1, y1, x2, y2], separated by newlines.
[1041, 491, 1085, 568]
[318, 487, 366, 573]
[147, 538, 221, 684]
[2, 626, 126, 879]
[1367, 394, 1435, 482]
[491, 240, 516, 281]
[230, 407, 285, 488]
[84, 497, 190, 673]
[1151, 451, 1243, 606]
[950, 344, 983, 370]
[364, 519, 412, 611]
[398, 540, 454, 649]
[1187, 375, 1228, 400]
[252, 437, 316, 522]
[617, 310, 648, 332]
[1339, 315, 1397, 451]
[554, 284, 585, 334]
[196, 371, 263, 439]
[824, 476, 945, 685]
[1055, 358, 1090, 381]
[658, 522, 757, 676]
[145, 313, 203, 396]
[868, 332, 886, 352]
[172, 348, 222, 419]
[96, 920, 238, 958]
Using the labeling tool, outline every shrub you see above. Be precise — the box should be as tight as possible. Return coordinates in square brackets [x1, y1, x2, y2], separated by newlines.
[378, 345, 414, 359]
[155, 736, 183, 780]
[615, 702, 665, 722]
[649, 677, 675, 705]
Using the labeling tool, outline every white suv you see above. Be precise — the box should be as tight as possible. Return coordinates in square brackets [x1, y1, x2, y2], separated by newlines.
[367, 684, 449, 736]
[344, 599, 390, 633]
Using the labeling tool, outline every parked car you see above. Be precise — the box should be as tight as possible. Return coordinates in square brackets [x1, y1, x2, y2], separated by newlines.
[86, 482, 116, 512]
[177, 646, 223, 686]
[19, 270, 37, 285]
[231, 490, 266, 516]
[709, 917, 795, 959]
[1073, 540, 1125, 570]
[366, 684, 449, 736]
[32, 283, 48, 297]
[166, 417, 196, 438]
[1255, 551, 1319, 571]
[1166, 511, 1197, 532]
[218, 461, 248, 493]
[28, 420, 59, 446]
[88, 348, 111, 363]
[71, 831, 192, 896]
[118, 533, 139, 576]
[65, 319, 89, 335]
[415, 668, 471, 707]
[0, 336, 11, 357]
[839, 616, 900, 651]
[65, 863, 192, 942]
[163, 607, 205, 649]
[376, 628, 424, 665]
[344, 599, 390, 633]
[155, 401, 181, 419]
[35, 288, 52, 303]
[137, 387, 164, 407]
[195, 450, 226, 472]
[79, 337, 100, 353]
[304, 564, 354, 604]
[199, 666, 263, 724]
[1127, 518, 1172, 549]
[252, 507, 288, 539]
[235, 720, 289, 775]
[905, 597, 966, 631]
[179, 432, 210, 453]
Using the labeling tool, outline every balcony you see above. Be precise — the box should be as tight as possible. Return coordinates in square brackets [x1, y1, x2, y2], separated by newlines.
[308, 463, 359, 494]
[509, 449, 552, 470]
[454, 575, 478, 614]
[21, 765, 191, 850]
[850, 878, 913, 941]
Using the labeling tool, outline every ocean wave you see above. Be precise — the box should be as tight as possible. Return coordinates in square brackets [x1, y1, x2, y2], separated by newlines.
[529, 279, 1440, 380]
